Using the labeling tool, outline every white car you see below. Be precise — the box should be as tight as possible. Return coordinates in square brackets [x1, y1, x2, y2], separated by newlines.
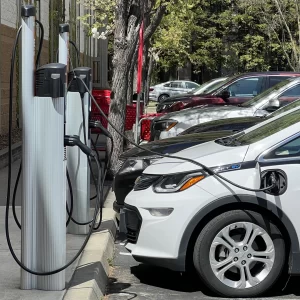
[151, 77, 300, 140]
[149, 80, 200, 102]
[124, 106, 300, 297]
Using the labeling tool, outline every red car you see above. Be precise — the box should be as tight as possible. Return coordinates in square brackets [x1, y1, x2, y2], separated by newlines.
[156, 72, 300, 113]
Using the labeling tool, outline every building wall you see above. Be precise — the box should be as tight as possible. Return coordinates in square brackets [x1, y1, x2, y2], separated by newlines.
[0, 24, 18, 133]
[0, 0, 103, 135]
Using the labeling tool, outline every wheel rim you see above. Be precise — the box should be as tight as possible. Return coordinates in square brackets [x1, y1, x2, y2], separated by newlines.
[159, 95, 168, 102]
[209, 222, 275, 289]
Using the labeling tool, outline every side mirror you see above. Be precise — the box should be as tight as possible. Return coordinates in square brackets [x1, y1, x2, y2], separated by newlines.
[219, 90, 230, 100]
[265, 99, 280, 112]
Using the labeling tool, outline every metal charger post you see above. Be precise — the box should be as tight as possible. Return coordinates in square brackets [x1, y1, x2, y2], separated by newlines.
[66, 67, 92, 234]
[21, 6, 66, 289]
[58, 23, 70, 232]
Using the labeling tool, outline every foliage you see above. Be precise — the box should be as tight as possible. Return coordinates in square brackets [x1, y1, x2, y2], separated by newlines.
[152, 0, 296, 79]
[78, 0, 116, 38]
[240, 0, 300, 71]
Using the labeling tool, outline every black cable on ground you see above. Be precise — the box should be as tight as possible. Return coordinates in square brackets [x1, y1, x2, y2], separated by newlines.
[6, 26, 104, 276]
[78, 77, 275, 193]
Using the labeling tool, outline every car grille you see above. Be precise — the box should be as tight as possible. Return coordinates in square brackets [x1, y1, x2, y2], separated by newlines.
[124, 206, 142, 244]
[133, 174, 161, 191]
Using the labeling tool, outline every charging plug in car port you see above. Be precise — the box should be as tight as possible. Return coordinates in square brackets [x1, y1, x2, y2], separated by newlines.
[260, 169, 287, 196]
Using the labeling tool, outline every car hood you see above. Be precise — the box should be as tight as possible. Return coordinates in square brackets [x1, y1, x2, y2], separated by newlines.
[161, 93, 195, 103]
[144, 140, 250, 175]
[154, 105, 253, 122]
[180, 116, 263, 135]
[120, 131, 235, 159]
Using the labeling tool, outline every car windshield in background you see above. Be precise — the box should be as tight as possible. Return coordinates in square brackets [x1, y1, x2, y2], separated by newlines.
[190, 78, 227, 95]
[216, 110, 300, 147]
[240, 78, 295, 108]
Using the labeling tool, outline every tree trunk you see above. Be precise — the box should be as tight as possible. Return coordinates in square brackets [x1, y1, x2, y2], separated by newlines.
[127, 62, 135, 104]
[107, 0, 166, 175]
[145, 52, 155, 104]
[107, 56, 131, 175]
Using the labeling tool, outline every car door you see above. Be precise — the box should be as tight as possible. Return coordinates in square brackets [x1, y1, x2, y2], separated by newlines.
[185, 81, 199, 92]
[169, 81, 186, 97]
[257, 134, 300, 246]
[268, 76, 291, 89]
[224, 77, 265, 104]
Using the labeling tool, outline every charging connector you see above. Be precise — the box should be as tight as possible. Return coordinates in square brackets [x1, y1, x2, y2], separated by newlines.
[89, 120, 112, 139]
[64, 135, 95, 157]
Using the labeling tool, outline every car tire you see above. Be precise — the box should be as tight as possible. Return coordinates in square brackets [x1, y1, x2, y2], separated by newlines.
[158, 94, 169, 103]
[193, 210, 286, 298]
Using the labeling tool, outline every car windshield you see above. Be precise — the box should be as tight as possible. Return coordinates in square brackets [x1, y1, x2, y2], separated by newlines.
[215, 109, 300, 147]
[189, 78, 227, 95]
[240, 78, 295, 108]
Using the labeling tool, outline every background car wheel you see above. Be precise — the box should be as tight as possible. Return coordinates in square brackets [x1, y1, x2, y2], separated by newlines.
[158, 94, 169, 103]
[193, 210, 286, 298]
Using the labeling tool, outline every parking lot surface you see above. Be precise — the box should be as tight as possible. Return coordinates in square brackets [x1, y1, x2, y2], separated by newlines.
[106, 235, 300, 300]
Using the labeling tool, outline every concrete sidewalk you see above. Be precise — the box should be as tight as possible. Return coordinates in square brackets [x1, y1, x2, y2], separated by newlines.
[0, 159, 117, 300]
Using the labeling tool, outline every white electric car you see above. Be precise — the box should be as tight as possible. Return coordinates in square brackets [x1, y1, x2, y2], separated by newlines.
[124, 107, 300, 297]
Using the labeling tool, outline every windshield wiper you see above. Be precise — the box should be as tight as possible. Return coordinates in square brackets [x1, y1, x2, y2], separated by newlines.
[216, 136, 242, 147]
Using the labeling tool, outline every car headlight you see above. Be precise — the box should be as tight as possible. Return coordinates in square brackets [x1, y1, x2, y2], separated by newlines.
[118, 156, 161, 175]
[154, 119, 178, 132]
[153, 172, 205, 193]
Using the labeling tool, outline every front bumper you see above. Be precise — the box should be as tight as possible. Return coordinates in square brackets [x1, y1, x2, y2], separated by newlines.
[124, 184, 216, 271]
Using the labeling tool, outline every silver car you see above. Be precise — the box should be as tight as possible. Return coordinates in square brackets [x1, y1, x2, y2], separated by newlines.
[149, 80, 200, 102]
[151, 77, 300, 139]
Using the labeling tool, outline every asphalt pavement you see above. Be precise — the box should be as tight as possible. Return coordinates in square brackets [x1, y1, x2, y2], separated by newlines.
[106, 234, 300, 300]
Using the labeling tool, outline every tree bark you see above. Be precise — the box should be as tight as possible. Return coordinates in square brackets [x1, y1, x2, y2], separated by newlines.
[107, 0, 167, 175]
[145, 51, 155, 103]
[127, 62, 135, 104]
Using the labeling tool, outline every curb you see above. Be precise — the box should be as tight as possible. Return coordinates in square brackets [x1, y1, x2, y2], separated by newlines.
[0, 142, 22, 169]
[63, 190, 117, 300]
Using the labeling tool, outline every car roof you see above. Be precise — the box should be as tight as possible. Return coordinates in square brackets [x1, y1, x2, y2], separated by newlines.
[232, 71, 300, 77]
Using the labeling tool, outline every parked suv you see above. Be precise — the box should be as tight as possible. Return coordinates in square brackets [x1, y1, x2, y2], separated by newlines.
[156, 72, 300, 113]
[149, 80, 200, 102]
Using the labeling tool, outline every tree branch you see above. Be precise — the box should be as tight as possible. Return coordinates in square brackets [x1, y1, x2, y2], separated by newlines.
[272, 0, 298, 63]
[144, 4, 167, 42]
[264, 16, 295, 70]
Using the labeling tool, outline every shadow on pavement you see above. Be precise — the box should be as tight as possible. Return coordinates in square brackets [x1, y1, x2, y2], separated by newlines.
[130, 263, 300, 298]
[107, 277, 136, 299]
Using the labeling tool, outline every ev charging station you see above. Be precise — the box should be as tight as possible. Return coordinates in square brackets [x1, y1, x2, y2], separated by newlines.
[5, 2, 105, 293]
[58, 23, 92, 234]
[21, 6, 66, 290]
[66, 67, 92, 234]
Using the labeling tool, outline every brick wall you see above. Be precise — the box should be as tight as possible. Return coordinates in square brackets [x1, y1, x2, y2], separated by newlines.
[0, 24, 50, 135]
[0, 24, 18, 134]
